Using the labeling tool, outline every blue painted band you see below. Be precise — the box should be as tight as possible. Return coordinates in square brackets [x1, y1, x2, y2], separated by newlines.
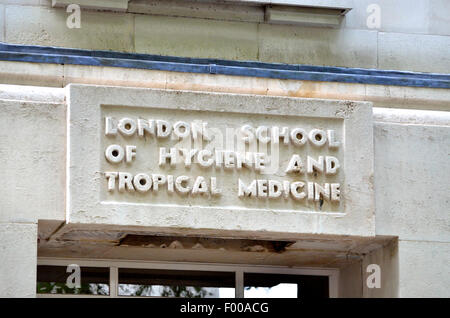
[0, 42, 449, 89]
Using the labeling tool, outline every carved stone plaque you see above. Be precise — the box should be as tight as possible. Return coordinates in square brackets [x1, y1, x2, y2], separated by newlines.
[67, 84, 374, 237]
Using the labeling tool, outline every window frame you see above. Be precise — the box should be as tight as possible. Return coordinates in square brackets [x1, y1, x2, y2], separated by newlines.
[37, 257, 339, 298]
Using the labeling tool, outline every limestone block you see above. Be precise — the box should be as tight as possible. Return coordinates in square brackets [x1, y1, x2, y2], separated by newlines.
[338, 260, 363, 298]
[0, 1, 41, 5]
[398, 240, 450, 297]
[367, 85, 450, 111]
[0, 83, 65, 103]
[258, 23, 377, 68]
[374, 122, 450, 242]
[0, 223, 37, 298]
[51, 0, 129, 12]
[378, 32, 450, 73]
[429, 0, 450, 36]
[362, 240, 398, 297]
[165, 71, 270, 96]
[0, 61, 64, 87]
[343, 0, 448, 35]
[40, 0, 52, 6]
[135, 15, 258, 60]
[129, 0, 264, 23]
[0, 97, 66, 222]
[63, 64, 167, 89]
[373, 108, 450, 126]
[66, 84, 374, 237]
[5, 5, 134, 52]
[0, 5, 4, 42]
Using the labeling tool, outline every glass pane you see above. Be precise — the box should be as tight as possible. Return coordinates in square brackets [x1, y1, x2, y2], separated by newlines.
[244, 273, 329, 299]
[245, 283, 298, 298]
[36, 265, 110, 295]
[118, 268, 235, 298]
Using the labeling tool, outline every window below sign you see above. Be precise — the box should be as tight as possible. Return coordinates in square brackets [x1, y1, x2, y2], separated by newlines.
[36, 259, 337, 298]
[36, 265, 110, 296]
[118, 268, 235, 298]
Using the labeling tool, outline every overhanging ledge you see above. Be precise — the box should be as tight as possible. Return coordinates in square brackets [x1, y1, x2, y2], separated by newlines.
[0, 42, 448, 89]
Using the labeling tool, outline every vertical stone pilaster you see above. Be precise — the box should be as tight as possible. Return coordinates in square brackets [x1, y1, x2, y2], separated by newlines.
[0, 223, 37, 298]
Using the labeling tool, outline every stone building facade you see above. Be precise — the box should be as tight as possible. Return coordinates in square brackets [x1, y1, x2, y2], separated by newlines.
[0, 0, 448, 298]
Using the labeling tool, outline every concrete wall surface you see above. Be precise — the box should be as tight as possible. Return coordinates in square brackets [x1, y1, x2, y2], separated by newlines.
[0, 82, 448, 297]
[0, 223, 37, 297]
[0, 0, 448, 298]
[0, 0, 449, 73]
